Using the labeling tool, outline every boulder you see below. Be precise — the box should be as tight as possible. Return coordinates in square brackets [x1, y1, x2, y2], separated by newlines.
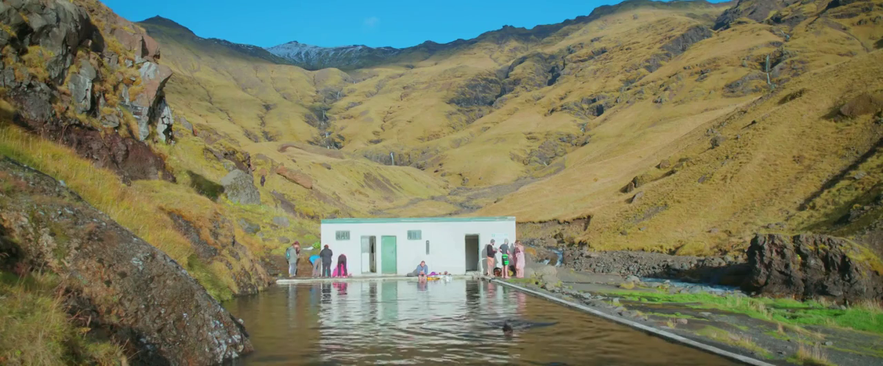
[221, 170, 261, 205]
[742, 234, 883, 302]
[0, 157, 251, 365]
[839, 92, 883, 118]
[276, 166, 314, 189]
[272, 216, 291, 228]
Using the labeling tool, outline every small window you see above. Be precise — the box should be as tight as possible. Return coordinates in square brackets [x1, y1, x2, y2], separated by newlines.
[425, 240, 430, 255]
[335, 231, 350, 241]
[407, 230, 422, 240]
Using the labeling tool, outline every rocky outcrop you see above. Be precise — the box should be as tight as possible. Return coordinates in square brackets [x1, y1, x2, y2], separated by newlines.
[221, 169, 261, 205]
[742, 234, 883, 302]
[644, 25, 712, 73]
[168, 212, 271, 296]
[564, 248, 748, 285]
[0, 157, 252, 365]
[713, 0, 803, 30]
[0, 0, 175, 182]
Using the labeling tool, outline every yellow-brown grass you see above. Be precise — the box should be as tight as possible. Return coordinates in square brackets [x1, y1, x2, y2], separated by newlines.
[0, 271, 125, 366]
[0, 112, 251, 299]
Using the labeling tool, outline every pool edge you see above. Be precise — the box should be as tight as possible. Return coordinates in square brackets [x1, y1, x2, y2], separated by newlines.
[488, 278, 775, 366]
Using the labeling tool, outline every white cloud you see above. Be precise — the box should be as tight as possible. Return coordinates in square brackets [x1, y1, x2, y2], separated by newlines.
[364, 16, 380, 28]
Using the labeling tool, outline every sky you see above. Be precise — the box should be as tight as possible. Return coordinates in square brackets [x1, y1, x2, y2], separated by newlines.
[97, 0, 699, 49]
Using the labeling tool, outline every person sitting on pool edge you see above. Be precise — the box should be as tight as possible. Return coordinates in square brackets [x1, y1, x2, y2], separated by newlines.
[409, 260, 429, 278]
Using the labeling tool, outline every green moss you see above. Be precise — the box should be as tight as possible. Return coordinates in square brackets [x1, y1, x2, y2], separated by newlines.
[608, 291, 883, 334]
[47, 222, 71, 262]
[185, 254, 233, 301]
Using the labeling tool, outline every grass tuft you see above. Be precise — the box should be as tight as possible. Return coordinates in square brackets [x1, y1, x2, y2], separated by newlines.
[0, 270, 125, 366]
[789, 342, 835, 366]
[696, 326, 770, 357]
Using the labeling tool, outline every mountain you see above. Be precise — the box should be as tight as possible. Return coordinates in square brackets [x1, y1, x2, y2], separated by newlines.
[135, 0, 883, 258]
[266, 41, 402, 70]
[4, 0, 883, 363]
[266, 0, 732, 70]
[140, 16, 289, 64]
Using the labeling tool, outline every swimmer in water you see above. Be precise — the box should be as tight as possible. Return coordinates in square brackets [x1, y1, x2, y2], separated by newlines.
[502, 321, 514, 336]
[491, 319, 558, 333]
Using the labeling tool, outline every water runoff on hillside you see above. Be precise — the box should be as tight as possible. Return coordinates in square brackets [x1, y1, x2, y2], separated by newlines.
[223, 280, 738, 365]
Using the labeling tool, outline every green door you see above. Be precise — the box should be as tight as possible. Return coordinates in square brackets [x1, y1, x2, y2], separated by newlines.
[381, 236, 397, 274]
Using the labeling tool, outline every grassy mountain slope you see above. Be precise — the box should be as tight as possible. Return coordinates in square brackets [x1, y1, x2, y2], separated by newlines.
[141, 0, 883, 257]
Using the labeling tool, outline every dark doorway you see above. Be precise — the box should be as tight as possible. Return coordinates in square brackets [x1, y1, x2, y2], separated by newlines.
[465, 234, 479, 272]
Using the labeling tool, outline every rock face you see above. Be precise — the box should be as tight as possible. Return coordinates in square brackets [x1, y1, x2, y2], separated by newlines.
[713, 0, 802, 30]
[742, 234, 883, 302]
[0, 0, 175, 182]
[168, 212, 271, 296]
[0, 157, 252, 365]
[221, 169, 261, 205]
[563, 247, 748, 286]
[276, 166, 313, 189]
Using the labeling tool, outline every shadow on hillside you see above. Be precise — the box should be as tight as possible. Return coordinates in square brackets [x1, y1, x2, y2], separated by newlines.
[187, 171, 224, 201]
[876, 38, 883, 50]
[799, 136, 883, 211]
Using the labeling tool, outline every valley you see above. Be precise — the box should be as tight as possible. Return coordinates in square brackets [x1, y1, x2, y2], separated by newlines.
[0, 0, 882, 364]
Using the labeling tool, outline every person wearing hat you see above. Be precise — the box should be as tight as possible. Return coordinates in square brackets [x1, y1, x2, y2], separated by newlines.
[285, 241, 301, 278]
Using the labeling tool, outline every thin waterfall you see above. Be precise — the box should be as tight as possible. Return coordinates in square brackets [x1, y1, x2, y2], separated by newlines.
[390, 152, 395, 166]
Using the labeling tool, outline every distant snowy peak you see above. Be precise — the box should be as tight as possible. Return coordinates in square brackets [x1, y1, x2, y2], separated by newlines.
[265, 41, 401, 70]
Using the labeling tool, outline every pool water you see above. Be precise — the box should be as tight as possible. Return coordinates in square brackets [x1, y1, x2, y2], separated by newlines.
[223, 280, 737, 365]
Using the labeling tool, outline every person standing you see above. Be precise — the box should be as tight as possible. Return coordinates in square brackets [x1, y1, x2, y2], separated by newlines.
[285, 241, 301, 278]
[485, 239, 496, 277]
[320, 244, 333, 278]
[515, 240, 526, 278]
[500, 239, 511, 278]
[494, 246, 503, 277]
[310, 255, 322, 277]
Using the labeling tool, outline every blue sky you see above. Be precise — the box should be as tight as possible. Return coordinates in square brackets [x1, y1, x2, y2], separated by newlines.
[101, 0, 722, 49]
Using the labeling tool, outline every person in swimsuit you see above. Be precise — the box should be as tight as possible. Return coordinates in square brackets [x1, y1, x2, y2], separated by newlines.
[515, 240, 526, 278]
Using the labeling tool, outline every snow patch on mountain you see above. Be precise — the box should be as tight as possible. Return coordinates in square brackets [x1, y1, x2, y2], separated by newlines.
[265, 41, 401, 70]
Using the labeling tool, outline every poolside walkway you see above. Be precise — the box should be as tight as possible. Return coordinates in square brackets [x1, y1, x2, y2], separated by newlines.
[275, 273, 481, 284]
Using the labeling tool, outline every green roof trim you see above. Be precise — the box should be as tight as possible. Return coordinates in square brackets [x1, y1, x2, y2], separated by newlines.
[321, 217, 516, 224]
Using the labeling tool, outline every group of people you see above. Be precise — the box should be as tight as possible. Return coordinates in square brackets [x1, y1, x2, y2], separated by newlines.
[485, 239, 526, 278]
[286, 238, 527, 280]
[285, 242, 351, 278]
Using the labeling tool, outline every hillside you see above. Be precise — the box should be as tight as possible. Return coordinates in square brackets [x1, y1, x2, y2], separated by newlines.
[0, 0, 881, 286]
[136, 0, 883, 258]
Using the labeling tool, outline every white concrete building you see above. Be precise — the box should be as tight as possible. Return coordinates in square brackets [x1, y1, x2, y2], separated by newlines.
[318, 217, 516, 276]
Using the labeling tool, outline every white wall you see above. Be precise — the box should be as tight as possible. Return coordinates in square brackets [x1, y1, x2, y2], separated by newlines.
[319, 219, 516, 276]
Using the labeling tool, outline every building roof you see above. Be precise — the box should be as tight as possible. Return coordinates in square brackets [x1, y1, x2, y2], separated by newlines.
[321, 217, 516, 224]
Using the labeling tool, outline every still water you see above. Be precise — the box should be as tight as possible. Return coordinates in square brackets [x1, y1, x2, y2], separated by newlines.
[223, 280, 737, 365]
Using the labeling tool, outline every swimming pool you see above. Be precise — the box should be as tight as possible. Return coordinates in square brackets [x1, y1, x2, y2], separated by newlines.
[223, 279, 738, 365]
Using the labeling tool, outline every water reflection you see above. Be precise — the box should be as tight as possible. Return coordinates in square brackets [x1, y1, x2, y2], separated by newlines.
[224, 280, 737, 365]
